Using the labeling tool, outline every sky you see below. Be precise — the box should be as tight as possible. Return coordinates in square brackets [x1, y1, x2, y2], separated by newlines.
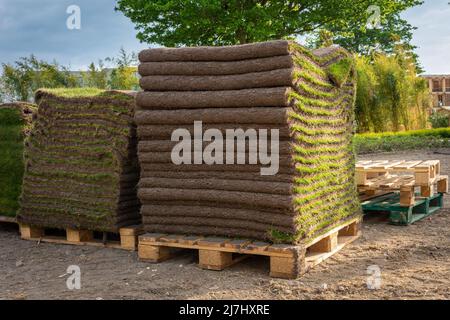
[0, 0, 146, 70]
[0, 0, 449, 73]
[402, 0, 450, 74]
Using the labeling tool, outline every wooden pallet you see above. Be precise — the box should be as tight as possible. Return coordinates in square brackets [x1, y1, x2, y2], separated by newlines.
[356, 160, 441, 186]
[358, 174, 448, 206]
[19, 224, 144, 251]
[138, 217, 361, 279]
[362, 192, 444, 225]
[359, 190, 394, 202]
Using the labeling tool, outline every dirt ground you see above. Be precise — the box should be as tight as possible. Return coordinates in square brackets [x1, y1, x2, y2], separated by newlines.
[1, 149, 449, 300]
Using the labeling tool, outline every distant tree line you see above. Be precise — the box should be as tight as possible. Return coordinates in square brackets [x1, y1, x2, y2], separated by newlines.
[354, 45, 430, 133]
[0, 48, 139, 103]
[115, 0, 430, 133]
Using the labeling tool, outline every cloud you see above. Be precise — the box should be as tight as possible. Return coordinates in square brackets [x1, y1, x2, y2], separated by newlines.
[0, 0, 146, 70]
[403, 0, 450, 73]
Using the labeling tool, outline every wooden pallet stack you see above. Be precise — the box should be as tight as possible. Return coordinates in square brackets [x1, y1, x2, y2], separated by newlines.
[357, 160, 448, 225]
[357, 160, 448, 206]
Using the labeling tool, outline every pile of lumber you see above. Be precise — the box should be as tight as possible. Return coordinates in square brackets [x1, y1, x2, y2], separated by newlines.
[136, 40, 360, 244]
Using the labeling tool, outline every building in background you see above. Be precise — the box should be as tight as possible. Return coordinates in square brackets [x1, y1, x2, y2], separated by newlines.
[422, 75, 450, 109]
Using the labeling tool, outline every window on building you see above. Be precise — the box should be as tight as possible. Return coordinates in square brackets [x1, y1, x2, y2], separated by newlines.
[446, 79, 450, 92]
[433, 80, 443, 92]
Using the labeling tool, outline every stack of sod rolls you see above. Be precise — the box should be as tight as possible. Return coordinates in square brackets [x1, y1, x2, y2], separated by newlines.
[0, 102, 36, 217]
[136, 40, 361, 244]
[17, 89, 141, 232]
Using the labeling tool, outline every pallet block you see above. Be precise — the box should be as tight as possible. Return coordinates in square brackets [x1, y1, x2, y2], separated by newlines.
[19, 224, 144, 251]
[19, 224, 43, 239]
[438, 177, 449, 193]
[138, 217, 361, 279]
[66, 229, 93, 242]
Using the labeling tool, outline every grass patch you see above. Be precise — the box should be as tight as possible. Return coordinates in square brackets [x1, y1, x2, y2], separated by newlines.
[326, 57, 353, 87]
[0, 108, 26, 216]
[37, 88, 133, 99]
[354, 128, 450, 154]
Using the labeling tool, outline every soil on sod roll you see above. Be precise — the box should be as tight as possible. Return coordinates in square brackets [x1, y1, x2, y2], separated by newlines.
[136, 40, 361, 244]
[0, 102, 36, 217]
[17, 88, 141, 232]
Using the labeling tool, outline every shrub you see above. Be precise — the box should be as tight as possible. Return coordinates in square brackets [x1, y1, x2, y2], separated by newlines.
[354, 128, 450, 154]
[428, 112, 449, 129]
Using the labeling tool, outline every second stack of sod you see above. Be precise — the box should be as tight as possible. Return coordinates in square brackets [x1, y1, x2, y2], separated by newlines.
[0, 102, 36, 218]
[17, 89, 141, 232]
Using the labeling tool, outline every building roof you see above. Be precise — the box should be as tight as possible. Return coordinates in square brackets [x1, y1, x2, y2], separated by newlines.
[421, 74, 450, 78]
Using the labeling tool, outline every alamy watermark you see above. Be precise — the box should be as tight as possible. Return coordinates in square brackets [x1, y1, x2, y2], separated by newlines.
[66, 265, 81, 290]
[171, 121, 280, 176]
[366, 265, 382, 290]
[366, 5, 381, 30]
[66, 5, 81, 30]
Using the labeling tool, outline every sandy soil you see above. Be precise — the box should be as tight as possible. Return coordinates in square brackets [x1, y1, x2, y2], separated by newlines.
[0, 149, 449, 300]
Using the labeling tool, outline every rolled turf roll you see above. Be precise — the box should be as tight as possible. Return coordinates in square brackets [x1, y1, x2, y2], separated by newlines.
[137, 124, 292, 140]
[136, 41, 361, 244]
[139, 40, 290, 62]
[135, 87, 290, 109]
[135, 107, 291, 125]
[17, 89, 141, 232]
[0, 102, 36, 217]
[138, 55, 293, 76]
[139, 69, 293, 91]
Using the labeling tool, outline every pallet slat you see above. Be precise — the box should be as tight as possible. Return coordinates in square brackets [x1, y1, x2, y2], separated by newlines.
[362, 193, 444, 225]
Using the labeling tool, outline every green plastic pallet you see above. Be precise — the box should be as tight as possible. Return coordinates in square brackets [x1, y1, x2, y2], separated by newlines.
[362, 192, 444, 226]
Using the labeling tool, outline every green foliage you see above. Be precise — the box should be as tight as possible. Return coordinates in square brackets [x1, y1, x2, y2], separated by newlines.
[0, 48, 139, 103]
[115, 0, 422, 51]
[0, 55, 79, 102]
[428, 112, 449, 129]
[0, 108, 26, 216]
[331, 4, 423, 68]
[354, 48, 429, 133]
[38, 88, 105, 98]
[109, 66, 138, 90]
[83, 62, 108, 89]
[269, 229, 295, 244]
[86, 47, 138, 90]
[354, 128, 450, 154]
[326, 57, 353, 88]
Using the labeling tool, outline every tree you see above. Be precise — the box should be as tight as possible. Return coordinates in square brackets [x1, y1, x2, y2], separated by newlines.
[115, 0, 422, 53]
[107, 47, 139, 90]
[354, 50, 429, 133]
[82, 61, 109, 89]
[109, 66, 139, 90]
[327, 2, 420, 55]
[85, 48, 139, 90]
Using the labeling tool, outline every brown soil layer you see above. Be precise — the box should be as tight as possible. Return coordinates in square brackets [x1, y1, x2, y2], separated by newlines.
[138, 55, 293, 76]
[137, 124, 292, 139]
[138, 40, 290, 62]
[139, 69, 293, 91]
[136, 87, 290, 109]
[135, 107, 291, 125]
